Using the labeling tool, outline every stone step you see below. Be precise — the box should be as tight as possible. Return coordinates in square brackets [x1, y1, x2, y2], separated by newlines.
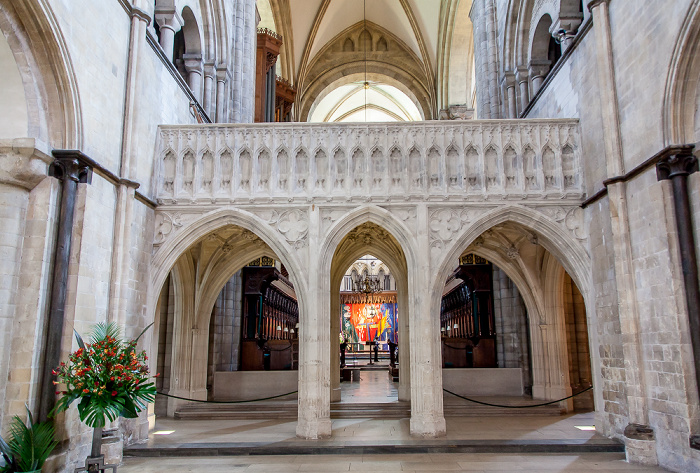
[174, 401, 563, 419]
[124, 438, 624, 457]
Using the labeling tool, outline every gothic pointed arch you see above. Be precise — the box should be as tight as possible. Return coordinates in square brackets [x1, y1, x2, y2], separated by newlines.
[0, 0, 83, 148]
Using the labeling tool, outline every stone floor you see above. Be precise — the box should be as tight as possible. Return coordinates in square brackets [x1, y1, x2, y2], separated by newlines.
[121, 413, 671, 472]
[121, 452, 669, 472]
[122, 371, 671, 472]
[340, 370, 398, 403]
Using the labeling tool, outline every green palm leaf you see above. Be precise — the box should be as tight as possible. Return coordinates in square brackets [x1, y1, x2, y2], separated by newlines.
[0, 406, 56, 472]
[89, 322, 121, 343]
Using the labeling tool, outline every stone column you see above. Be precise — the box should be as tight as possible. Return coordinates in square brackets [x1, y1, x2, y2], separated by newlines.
[588, 0, 656, 464]
[554, 29, 577, 54]
[154, 6, 183, 63]
[409, 205, 446, 437]
[215, 65, 229, 123]
[515, 67, 530, 113]
[296, 205, 332, 439]
[484, 0, 500, 118]
[330, 290, 341, 402]
[0, 139, 52, 427]
[203, 62, 216, 118]
[528, 61, 551, 96]
[230, 0, 257, 123]
[184, 54, 203, 102]
[502, 72, 517, 119]
[39, 150, 93, 422]
[553, 8, 584, 54]
[656, 149, 700, 449]
[398, 281, 411, 401]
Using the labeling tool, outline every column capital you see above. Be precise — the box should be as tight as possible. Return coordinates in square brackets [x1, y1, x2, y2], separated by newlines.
[131, 6, 151, 25]
[0, 138, 52, 190]
[203, 61, 216, 79]
[500, 71, 516, 88]
[183, 53, 203, 74]
[49, 150, 93, 184]
[154, 6, 183, 31]
[528, 61, 551, 79]
[656, 146, 698, 181]
[515, 66, 529, 84]
[587, 0, 609, 12]
[216, 64, 231, 82]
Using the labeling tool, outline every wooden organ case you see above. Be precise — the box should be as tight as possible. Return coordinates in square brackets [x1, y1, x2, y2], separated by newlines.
[440, 255, 497, 368]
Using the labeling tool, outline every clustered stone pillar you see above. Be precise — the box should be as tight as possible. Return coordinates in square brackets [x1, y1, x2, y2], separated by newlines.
[154, 6, 183, 63]
[231, 0, 257, 123]
[470, 0, 501, 118]
[588, 0, 657, 463]
[0, 139, 52, 427]
[39, 150, 93, 422]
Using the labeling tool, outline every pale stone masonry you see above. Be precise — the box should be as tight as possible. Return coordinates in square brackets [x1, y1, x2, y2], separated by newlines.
[1, 1, 700, 472]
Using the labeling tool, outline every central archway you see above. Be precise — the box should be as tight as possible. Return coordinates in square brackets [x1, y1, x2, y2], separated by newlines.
[318, 205, 446, 437]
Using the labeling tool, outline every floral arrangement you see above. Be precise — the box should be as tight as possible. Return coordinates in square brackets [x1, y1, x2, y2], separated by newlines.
[52, 323, 156, 428]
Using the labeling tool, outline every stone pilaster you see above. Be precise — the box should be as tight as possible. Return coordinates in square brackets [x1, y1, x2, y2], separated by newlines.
[589, 0, 657, 464]
[0, 138, 52, 428]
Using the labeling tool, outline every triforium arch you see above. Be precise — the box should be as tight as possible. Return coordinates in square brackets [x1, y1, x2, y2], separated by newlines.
[318, 205, 446, 438]
[433, 205, 597, 408]
[148, 208, 308, 414]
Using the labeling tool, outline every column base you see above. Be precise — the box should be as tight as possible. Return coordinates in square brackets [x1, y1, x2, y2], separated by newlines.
[624, 424, 657, 465]
[410, 414, 446, 438]
[296, 417, 332, 439]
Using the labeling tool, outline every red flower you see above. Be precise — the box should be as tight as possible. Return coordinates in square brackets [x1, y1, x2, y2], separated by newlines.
[83, 388, 89, 393]
[111, 391, 118, 397]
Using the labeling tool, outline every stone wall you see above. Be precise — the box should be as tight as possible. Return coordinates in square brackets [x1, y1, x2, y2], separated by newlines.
[0, 0, 257, 469]
[473, 0, 700, 469]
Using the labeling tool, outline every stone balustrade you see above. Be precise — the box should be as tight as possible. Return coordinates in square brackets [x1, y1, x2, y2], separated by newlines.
[155, 120, 583, 204]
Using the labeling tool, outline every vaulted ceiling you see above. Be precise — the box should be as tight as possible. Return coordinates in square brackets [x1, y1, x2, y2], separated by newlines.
[258, 0, 474, 121]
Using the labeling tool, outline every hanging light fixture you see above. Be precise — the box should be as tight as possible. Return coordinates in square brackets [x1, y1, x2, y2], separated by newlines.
[352, 271, 382, 295]
[363, 0, 368, 120]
